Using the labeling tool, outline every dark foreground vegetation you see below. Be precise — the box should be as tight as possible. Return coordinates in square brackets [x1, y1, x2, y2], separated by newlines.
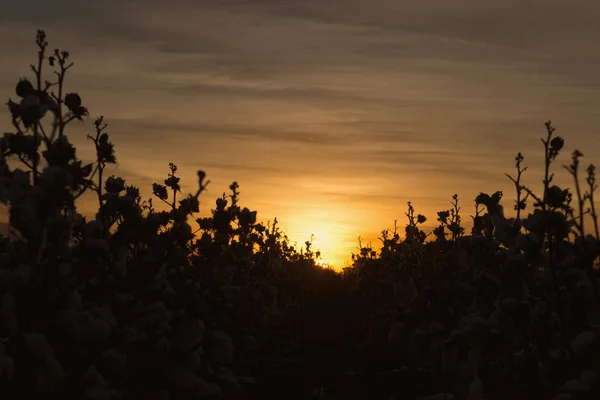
[1, 31, 600, 400]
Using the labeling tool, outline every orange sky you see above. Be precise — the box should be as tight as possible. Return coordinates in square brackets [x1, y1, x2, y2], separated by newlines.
[2, 1, 600, 268]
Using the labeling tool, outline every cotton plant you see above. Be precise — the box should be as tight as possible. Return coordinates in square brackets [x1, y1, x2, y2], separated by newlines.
[341, 122, 600, 399]
[0, 30, 253, 400]
[0, 30, 334, 400]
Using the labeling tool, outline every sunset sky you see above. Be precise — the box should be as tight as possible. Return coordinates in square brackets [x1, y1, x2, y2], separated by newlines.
[1, 1, 600, 268]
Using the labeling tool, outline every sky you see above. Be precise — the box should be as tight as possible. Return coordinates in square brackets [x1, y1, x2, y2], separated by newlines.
[1, 0, 600, 268]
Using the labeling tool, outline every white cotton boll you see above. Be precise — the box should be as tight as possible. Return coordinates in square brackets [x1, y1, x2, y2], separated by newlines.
[0, 253, 10, 269]
[122, 327, 137, 343]
[162, 284, 177, 303]
[561, 379, 589, 393]
[24, 332, 50, 359]
[166, 367, 200, 391]
[85, 384, 118, 400]
[210, 331, 234, 365]
[189, 349, 202, 371]
[89, 318, 112, 339]
[83, 220, 104, 238]
[155, 336, 171, 354]
[156, 320, 171, 336]
[101, 348, 127, 380]
[44, 352, 65, 382]
[580, 369, 599, 386]
[71, 322, 92, 342]
[11, 169, 29, 187]
[154, 391, 170, 400]
[86, 239, 109, 252]
[194, 380, 222, 399]
[218, 367, 240, 394]
[92, 306, 117, 330]
[115, 246, 129, 274]
[18, 199, 38, 227]
[236, 376, 257, 386]
[553, 394, 574, 400]
[84, 364, 110, 386]
[576, 276, 594, 299]
[83, 365, 116, 400]
[14, 263, 31, 285]
[205, 383, 222, 399]
[55, 308, 79, 329]
[0, 353, 14, 379]
[0, 270, 11, 288]
[114, 294, 131, 304]
[388, 322, 405, 343]
[147, 301, 167, 314]
[68, 290, 83, 310]
[500, 297, 517, 309]
[571, 330, 598, 354]
[548, 349, 565, 361]
[243, 335, 257, 351]
[172, 318, 205, 352]
[1, 293, 17, 335]
[420, 394, 455, 400]
[58, 262, 72, 277]
[466, 374, 483, 400]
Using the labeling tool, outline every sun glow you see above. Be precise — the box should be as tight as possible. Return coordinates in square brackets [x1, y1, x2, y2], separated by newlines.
[276, 205, 361, 271]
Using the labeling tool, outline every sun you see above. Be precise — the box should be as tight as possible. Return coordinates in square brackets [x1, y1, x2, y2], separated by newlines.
[278, 209, 350, 270]
[316, 258, 332, 268]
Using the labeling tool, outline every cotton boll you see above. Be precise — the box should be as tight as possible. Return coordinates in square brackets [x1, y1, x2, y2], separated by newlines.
[172, 318, 205, 352]
[156, 320, 171, 337]
[89, 318, 112, 340]
[576, 276, 594, 299]
[188, 349, 202, 371]
[561, 379, 589, 394]
[44, 352, 65, 385]
[553, 394, 574, 400]
[68, 290, 83, 310]
[100, 348, 128, 381]
[162, 281, 177, 296]
[14, 263, 31, 285]
[1, 293, 17, 335]
[122, 327, 137, 343]
[155, 336, 171, 354]
[17, 199, 39, 231]
[242, 335, 257, 352]
[217, 367, 240, 395]
[20, 93, 40, 111]
[58, 262, 72, 277]
[153, 391, 170, 400]
[114, 293, 131, 304]
[92, 306, 117, 330]
[85, 384, 118, 400]
[24, 332, 50, 359]
[0, 353, 14, 379]
[388, 322, 405, 343]
[83, 364, 117, 400]
[580, 369, 599, 387]
[0, 253, 10, 269]
[86, 239, 109, 252]
[208, 331, 234, 365]
[194, 380, 222, 400]
[166, 367, 200, 391]
[466, 374, 483, 400]
[83, 220, 104, 239]
[571, 330, 598, 354]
